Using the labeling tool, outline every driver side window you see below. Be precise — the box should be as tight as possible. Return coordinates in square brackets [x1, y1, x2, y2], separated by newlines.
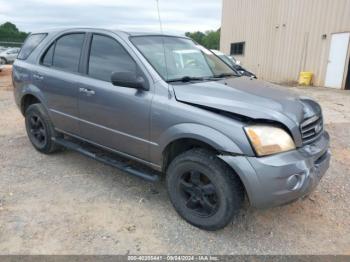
[88, 34, 137, 82]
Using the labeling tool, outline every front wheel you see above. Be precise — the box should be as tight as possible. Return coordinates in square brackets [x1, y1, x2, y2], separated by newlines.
[166, 149, 244, 231]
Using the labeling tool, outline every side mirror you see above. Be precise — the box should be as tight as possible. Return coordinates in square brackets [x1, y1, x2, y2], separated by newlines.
[111, 71, 147, 90]
[236, 60, 241, 65]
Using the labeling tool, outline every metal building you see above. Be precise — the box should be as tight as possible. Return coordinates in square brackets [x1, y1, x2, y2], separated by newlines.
[220, 0, 350, 89]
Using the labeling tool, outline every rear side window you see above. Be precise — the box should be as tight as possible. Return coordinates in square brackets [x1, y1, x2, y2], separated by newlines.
[88, 34, 136, 82]
[43, 33, 85, 72]
[42, 43, 54, 66]
[18, 33, 47, 60]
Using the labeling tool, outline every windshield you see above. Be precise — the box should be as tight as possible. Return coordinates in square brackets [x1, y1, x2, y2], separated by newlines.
[219, 55, 236, 68]
[130, 36, 238, 82]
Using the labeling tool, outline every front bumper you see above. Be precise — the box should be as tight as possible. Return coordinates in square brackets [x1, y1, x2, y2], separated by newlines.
[219, 131, 331, 208]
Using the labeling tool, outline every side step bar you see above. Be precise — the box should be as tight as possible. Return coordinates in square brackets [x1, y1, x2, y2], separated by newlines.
[53, 137, 160, 182]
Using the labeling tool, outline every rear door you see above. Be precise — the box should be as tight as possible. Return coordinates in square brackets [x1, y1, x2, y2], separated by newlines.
[77, 33, 153, 161]
[35, 32, 86, 135]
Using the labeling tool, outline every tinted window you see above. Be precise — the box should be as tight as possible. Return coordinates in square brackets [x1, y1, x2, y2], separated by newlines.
[18, 34, 47, 60]
[42, 43, 54, 66]
[53, 33, 85, 72]
[230, 42, 245, 55]
[88, 34, 136, 81]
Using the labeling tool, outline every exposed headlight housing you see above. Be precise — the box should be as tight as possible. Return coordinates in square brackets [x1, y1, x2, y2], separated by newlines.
[244, 125, 296, 156]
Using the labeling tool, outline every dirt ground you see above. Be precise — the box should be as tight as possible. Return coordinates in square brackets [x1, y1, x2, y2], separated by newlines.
[0, 66, 349, 255]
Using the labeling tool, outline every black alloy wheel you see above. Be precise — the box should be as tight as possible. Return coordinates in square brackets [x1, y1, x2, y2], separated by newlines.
[25, 103, 61, 154]
[28, 113, 47, 148]
[178, 170, 219, 217]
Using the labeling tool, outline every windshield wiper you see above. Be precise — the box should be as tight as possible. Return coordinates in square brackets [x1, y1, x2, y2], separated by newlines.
[213, 73, 239, 78]
[167, 76, 209, 83]
[167, 73, 239, 83]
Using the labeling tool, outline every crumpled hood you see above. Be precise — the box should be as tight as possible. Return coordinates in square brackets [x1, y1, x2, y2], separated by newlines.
[172, 77, 305, 125]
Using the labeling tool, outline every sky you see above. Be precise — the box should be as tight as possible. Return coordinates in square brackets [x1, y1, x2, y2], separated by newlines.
[0, 0, 222, 35]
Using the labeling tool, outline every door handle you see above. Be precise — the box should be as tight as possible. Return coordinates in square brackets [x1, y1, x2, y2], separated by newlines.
[33, 73, 44, 81]
[79, 87, 95, 96]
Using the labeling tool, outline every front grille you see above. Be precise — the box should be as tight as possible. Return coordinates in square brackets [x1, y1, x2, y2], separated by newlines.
[300, 115, 323, 144]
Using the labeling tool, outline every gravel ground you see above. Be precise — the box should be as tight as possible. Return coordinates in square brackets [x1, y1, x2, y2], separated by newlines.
[0, 66, 349, 254]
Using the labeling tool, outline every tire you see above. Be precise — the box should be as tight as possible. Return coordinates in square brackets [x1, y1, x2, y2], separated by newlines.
[166, 149, 244, 231]
[0, 57, 7, 65]
[25, 103, 61, 154]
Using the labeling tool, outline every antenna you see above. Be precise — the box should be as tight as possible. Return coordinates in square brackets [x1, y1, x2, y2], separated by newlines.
[156, 0, 163, 34]
[155, 0, 169, 82]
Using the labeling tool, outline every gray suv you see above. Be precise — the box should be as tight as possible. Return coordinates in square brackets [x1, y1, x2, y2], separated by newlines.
[13, 28, 330, 230]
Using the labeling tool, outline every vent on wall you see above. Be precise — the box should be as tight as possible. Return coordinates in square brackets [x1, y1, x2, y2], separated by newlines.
[230, 42, 245, 55]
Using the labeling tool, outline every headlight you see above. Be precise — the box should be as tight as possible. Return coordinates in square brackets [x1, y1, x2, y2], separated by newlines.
[244, 125, 295, 156]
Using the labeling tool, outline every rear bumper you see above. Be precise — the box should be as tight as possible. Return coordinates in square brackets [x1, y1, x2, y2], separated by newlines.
[219, 131, 331, 208]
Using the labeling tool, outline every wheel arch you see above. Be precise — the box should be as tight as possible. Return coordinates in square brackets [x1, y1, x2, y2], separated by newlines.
[158, 123, 244, 172]
[21, 94, 42, 115]
[18, 83, 49, 115]
[162, 138, 219, 172]
[161, 137, 248, 198]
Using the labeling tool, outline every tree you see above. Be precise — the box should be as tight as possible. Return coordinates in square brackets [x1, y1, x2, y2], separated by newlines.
[203, 30, 220, 50]
[0, 22, 28, 43]
[185, 31, 206, 45]
[185, 29, 220, 50]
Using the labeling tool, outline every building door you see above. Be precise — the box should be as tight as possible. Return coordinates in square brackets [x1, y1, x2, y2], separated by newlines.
[325, 32, 350, 89]
[345, 57, 350, 90]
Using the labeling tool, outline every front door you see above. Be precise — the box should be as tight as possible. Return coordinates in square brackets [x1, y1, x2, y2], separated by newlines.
[325, 32, 350, 89]
[77, 34, 153, 161]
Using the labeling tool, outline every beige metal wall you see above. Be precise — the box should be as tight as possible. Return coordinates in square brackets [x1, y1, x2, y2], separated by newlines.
[220, 0, 350, 87]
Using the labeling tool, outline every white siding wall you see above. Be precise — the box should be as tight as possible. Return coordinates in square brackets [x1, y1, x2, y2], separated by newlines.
[220, 0, 350, 87]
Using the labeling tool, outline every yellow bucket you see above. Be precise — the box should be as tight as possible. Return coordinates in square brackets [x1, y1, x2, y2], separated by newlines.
[298, 71, 313, 86]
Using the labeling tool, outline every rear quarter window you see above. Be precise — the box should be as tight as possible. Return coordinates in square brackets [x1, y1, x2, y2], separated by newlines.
[17, 33, 47, 60]
[41, 43, 54, 66]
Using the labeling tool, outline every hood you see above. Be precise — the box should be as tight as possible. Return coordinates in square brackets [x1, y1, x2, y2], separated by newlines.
[172, 76, 306, 128]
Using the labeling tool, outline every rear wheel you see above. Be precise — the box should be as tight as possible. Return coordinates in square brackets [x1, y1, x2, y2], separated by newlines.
[166, 149, 244, 230]
[25, 103, 61, 154]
